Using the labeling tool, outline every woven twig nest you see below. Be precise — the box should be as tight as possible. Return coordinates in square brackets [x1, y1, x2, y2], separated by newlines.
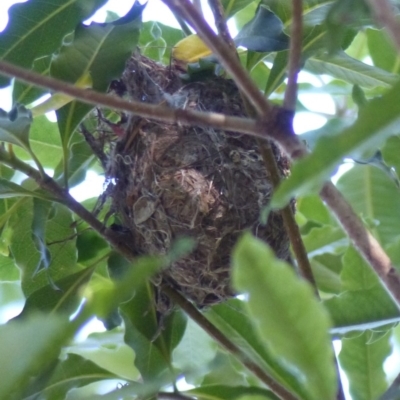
[104, 55, 290, 308]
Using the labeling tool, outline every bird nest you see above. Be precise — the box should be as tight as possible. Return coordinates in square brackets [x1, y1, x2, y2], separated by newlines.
[97, 54, 291, 308]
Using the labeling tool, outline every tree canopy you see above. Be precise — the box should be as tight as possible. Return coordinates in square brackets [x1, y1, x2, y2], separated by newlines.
[1, 0, 400, 399]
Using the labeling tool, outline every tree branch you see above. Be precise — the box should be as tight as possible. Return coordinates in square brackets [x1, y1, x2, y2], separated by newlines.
[0, 147, 135, 260]
[161, 285, 299, 400]
[162, 0, 272, 117]
[284, 0, 303, 111]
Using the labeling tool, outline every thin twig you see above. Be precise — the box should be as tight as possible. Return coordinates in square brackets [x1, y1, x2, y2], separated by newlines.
[283, 0, 303, 110]
[366, 0, 400, 53]
[161, 285, 299, 400]
[162, 0, 272, 117]
[207, 0, 236, 51]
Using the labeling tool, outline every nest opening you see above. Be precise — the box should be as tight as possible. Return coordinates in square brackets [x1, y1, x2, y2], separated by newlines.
[94, 54, 291, 308]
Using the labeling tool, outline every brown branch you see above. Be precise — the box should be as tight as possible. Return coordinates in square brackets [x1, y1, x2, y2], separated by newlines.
[161, 285, 299, 400]
[366, 0, 400, 53]
[207, 0, 316, 289]
[320, 182, 400, 305]
[284, 0, 303, 111]
[0, 147, 135, 260]
[162, 0, 272, 117]
[208, 0, 236, 51]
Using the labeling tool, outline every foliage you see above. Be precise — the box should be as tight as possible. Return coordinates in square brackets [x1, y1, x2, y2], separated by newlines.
[0, 0, 400, 399]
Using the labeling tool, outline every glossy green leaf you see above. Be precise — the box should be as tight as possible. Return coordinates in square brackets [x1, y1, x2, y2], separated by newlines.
[52, 4, 142, 183]
[12, 56, 51, 105]
[120, 283, 173, 383]
[173, 318, 217, 376]
[337, 165, 400, 245]
[13, 115, 63, 169]
[0, 256, 20, 281]
[339, 331, 390, 400]
[367, 28, 400, 74]
[140, 22, 183, 65]
[186, 385, 280, 400]
[31, 199, 53, 274]
[222, 0, 256, 18]
[272, 79, 400, 207]
[0, 104, 32, 150]
[310, 254, 342, 294]
[26, 353, 118, 399]
[265, 0, 333, 27]
[232, 233, 336, 400]
[9, 200, 78, 296]
[381, 135, 400, 180]
[0, 0, 107, 87]
[66, 330, 139, 381]
[324, 287, 400, 334]
[207, 299, 308, 399]
[306, 51, 399, 88]
[234, 6, 289, 52]
[297, 194, 332, 225]
[16, 266, 95, 319]
[0, 314, 70, 399]
[303, 225, 347, 257]
[324, 0, 370, 52]
[0, 178, 51, 200]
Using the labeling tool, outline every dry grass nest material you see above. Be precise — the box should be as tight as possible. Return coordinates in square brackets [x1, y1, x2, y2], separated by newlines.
[102, 55, 291, 308]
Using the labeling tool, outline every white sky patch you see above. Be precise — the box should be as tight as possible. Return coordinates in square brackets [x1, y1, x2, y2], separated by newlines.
[70, 170, 105, 201]
[294, 112, 327, 134]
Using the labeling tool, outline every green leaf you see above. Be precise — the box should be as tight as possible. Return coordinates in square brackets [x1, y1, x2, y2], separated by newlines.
[207, 299, 308, 399]
[12, 56, 51, 105]
[339, 331, 390, 400]
[324, 0, 370, 52]
[27, 353, 118, 399]
[336, 165, 400, 245]
[66, 330, 139, 381]
[16, 266, 95, 319]
[234, 6, 289, 52]
[31, 199, 53, 274]
[173, 318, 217, 375]
[302, 225, 347, 257]
[0, 0, 108, 87]
[265, 0, 333, 27]
[272, 78, 400, 207]
[232, 233, 336, 400]
[324, 288, 400, 334]
[13, 115, 63, 169]
[0, 104, 32, 151]
[0, 178, 52, 200]
[306, 51, 399, 88]
[140, 22, 183, 65]
[10, 200, 78, 296]
[120, 283, 172, 383]
[297, 194, 332, 225]
[0, 314, 70, 399]
[51, 4, 142, 184]
[222, 0, 256, 18]
[310, 254, 342, 294]
[341, 245, 381, 288]
[264, 51, 288, 96]
[367, 28, 400, 74]
[186, 385, 280, 400]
